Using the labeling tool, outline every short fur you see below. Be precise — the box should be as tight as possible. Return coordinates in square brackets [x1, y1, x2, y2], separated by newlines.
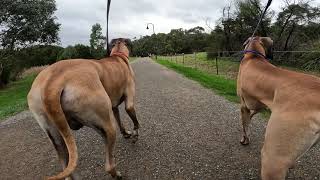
[237, 36, 320, 180]
[28, 38, 140, 180]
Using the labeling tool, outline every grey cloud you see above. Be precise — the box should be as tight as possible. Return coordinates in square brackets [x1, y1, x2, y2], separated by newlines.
[55, 0, 319, 46]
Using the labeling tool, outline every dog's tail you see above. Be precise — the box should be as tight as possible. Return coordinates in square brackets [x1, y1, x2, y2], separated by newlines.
[42, 83, 78, 180]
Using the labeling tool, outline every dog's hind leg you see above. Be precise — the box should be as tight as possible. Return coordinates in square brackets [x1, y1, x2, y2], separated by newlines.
[240, 102, 251, 145]
[113, 107, 132, 138]
[261, 113, 320, 180]
[125, 96, 140, 143]
[46, 127, 80, 180]
[124, 83, 140, 143]
[31, 111, 79, 180]
[81, 91, 121, 179]
[94, 110, 121, 179]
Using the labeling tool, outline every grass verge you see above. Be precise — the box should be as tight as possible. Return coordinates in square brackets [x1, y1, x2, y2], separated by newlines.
[0, 74, 36, 120]
[156, 58, 239, 103]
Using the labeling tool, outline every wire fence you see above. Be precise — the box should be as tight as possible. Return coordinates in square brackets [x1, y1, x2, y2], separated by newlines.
[155, 51, 320, 79]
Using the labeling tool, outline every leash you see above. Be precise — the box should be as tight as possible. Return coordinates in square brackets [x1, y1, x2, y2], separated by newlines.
[241, 50, 269, 60]
[245, 0, 273, 50]
[106, 0, 111, 56]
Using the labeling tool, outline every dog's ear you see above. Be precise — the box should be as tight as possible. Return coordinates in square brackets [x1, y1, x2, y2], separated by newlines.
[123, 38, 132, 53]
[260, 37, 273, 48]
[110, 38, 118, 47]
[260, 37, 274, 60]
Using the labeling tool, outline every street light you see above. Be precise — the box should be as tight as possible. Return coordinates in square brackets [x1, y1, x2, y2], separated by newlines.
[146, 23, 157, 59]
[146, 23, 155, 34]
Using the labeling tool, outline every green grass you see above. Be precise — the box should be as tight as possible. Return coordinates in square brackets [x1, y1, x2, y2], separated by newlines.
[0, 74, 36, 120]
[156, 58, 239, 103]
[158, 53, 240, 79]
[155, 55, 275, 118]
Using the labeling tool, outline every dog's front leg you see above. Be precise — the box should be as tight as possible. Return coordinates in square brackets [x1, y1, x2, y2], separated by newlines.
[240, 104, 251, 145]
[112, 107, 132, 139]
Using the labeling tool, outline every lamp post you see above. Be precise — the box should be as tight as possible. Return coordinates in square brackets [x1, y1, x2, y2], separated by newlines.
[146, 23, 157, 59]
[146, 23, 155, 34]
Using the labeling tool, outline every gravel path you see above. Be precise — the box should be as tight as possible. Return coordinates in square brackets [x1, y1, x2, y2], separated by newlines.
[1, 58, 320, 180]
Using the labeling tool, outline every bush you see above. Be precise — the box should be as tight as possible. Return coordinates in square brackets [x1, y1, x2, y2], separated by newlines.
[57, 46, 78, 60]
[74, 44, 93, 59]
[17, 45, 63, 67]
[0, 45, 62, 87]
[58, 44, 96, 60]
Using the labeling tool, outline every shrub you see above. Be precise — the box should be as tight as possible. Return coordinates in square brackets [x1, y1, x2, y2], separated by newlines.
[58, 44, 96, 60]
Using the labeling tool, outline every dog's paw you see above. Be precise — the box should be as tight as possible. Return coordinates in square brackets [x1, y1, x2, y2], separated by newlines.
[112, 171, 122, 180]
[122, 130, 132, 139]
[115, 171, 122, 180]
[131, 130, 139, 143]
[240, 136, 250, 145]
[110, 169, 122, 179]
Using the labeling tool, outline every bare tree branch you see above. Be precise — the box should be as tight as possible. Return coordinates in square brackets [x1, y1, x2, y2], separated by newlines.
[205, 18, 214, 31]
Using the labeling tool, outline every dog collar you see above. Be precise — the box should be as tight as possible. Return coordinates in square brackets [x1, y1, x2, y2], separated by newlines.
[111, 52, 129, 60]
[241, 50, 269, 60]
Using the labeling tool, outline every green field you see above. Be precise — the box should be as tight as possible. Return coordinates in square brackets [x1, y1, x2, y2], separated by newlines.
[0, 74, 36, 120]
[156, 57, 239, 103]
[157, 52, 240, 79]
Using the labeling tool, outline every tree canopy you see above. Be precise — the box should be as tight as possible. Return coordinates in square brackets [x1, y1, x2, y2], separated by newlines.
[132, 0, 320, 57]
[0, 0, 60, 50]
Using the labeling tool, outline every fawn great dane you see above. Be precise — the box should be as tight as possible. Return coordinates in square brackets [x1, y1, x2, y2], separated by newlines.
[28, 38, 139, 180]
[237, 36, 320, 180]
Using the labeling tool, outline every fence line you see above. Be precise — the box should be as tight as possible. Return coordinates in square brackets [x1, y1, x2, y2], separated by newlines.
[155, 51, 320, 79]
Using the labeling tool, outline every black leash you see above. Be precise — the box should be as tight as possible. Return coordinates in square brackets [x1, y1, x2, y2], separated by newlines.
[106, 0, 111, 56]
[246, 0, 273, 50]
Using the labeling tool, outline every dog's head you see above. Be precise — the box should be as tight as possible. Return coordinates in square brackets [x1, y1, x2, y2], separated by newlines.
[243, 36, 274, 60]
[110, 38, 132, 57]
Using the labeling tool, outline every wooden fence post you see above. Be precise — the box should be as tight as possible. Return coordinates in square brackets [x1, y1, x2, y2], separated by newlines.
[182, 53, 185, 65]
[216, 56, 219, 75]
[194, 52, 197, 69]
[176, 54, 178, 63]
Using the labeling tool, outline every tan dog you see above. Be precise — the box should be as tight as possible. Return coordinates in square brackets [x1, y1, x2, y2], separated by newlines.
[27, 38, 139, 180]
[237, 36, 320, 180]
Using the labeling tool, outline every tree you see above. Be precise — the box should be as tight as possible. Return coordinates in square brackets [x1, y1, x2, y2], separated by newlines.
[57, 44, 93, 60]
[89, 23, 106, 59]
[273, 1, 320, 51]
[217, 0, 273, 51]
[0, 0, 60, 50]
[74, 44, 93, 59]
[57, 46, 78, 60]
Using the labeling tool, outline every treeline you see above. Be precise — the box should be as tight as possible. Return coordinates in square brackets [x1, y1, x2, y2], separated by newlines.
[0, 0, 106, 87]
[1, 0, 320, 87]
[132, 0, 320, 57]
[132, 26, 209, 56]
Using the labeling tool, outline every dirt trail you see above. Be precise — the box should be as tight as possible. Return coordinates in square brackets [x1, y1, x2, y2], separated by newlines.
[1, 58, 319, 180]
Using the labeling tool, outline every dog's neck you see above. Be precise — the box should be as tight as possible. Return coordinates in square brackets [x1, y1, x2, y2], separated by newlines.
[243, 40, 267, 61]
[240, 40, 278, 108]
[111, 51, 129, 60]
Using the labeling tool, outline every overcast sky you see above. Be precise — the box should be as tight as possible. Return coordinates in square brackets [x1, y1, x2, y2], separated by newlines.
[55, 0, 319, 47]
